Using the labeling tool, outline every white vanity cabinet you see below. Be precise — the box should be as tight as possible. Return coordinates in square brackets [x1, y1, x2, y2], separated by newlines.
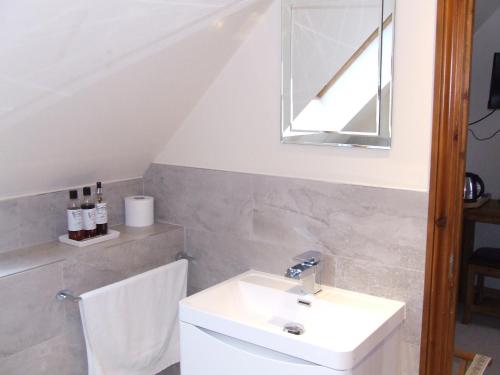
[181, 323, 338, 375]
[180, 322, 400, 375]
[179, 271, 404, 375]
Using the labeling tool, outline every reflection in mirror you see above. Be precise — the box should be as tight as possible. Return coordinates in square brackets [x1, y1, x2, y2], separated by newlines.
[281, 0, 394, 148]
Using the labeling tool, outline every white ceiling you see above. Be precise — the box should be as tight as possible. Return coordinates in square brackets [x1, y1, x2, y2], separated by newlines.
[0, 0, 250, 123]
[0, 0, 270, 199]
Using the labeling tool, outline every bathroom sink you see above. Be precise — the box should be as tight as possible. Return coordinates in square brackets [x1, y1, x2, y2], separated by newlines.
[179, 271, 405, 372]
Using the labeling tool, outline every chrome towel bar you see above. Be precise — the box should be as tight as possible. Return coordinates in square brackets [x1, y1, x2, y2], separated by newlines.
[56, 255, 193, 303]
[56, 289, 81, 303]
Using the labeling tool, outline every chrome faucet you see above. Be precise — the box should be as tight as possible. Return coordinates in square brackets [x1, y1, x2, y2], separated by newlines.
[285, 251, 322, 294]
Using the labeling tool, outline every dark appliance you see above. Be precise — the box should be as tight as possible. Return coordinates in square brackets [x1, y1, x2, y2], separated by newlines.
[488, 52, 500, 109]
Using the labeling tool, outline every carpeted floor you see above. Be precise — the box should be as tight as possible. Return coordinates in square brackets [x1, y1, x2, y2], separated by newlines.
[454, 307, 500, 374]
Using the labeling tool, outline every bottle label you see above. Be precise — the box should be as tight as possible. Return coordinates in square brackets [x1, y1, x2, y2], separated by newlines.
[82, 208, 96, 230]
[96, 203, 108, 224]
[67, 209, 82, 232]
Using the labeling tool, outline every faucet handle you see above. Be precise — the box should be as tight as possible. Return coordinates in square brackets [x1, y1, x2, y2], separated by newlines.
[293, 251, 322, 265]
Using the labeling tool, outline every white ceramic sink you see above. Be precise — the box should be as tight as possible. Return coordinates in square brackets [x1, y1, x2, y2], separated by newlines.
[179, 270, 405, 372]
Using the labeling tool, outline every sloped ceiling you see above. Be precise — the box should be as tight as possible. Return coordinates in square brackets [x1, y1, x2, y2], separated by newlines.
[0, 0, 270, 199]
[475, 0, 500, 31]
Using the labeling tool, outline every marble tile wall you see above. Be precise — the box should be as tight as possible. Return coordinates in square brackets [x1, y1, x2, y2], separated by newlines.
[0, 179, 143, 255]
[144, 163, 428, 375]
[0, 225, 184, 375]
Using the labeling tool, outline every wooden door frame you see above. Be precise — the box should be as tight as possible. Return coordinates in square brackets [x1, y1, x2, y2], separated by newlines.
[419, 0, 476, 374]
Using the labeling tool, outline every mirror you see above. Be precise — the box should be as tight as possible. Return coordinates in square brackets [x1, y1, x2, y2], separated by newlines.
[281, 0, 394, 149]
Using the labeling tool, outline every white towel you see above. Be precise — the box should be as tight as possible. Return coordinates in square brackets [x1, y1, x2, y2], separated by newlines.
[79, 259, 188, 375]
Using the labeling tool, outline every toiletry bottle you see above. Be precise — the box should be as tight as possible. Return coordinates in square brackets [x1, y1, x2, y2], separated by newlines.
[95, 181, 108, 235]
[67, 190, 83, 241]
[81, 186, 97, 238]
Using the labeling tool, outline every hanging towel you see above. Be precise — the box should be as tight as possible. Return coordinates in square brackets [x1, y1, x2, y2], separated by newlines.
[79, 259, 188, 375]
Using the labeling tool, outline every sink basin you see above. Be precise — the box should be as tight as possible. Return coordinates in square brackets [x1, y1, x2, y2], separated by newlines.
[179, 270, 405, 373]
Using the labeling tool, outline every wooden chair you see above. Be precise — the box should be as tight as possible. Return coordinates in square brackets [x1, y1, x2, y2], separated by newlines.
[463, 247, 500, 324]
[454, 349, 492, 375]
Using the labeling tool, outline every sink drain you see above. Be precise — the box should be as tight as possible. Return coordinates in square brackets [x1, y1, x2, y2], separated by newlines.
[283, 322, 305, 335]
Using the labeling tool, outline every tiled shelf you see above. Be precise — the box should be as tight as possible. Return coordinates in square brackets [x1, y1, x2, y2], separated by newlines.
[0, 221, 185, 374]
[0, 223, 181, 279]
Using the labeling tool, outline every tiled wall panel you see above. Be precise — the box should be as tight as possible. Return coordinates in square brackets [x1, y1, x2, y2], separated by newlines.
[0, 224, 184, 375]
[0, 179, 143, 255]
[145, 164, 428, 375]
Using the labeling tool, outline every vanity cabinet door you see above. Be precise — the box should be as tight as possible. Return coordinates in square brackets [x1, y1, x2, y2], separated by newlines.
[180, 322, 345, 375]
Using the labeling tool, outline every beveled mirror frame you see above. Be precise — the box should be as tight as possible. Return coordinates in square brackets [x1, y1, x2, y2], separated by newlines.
[281, 0, 394, 149]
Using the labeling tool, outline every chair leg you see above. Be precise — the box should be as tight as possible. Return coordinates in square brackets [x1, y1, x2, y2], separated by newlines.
[463, 267, 476, 324]
[477, 274, 485, 303]
[458, 361, 467, 375]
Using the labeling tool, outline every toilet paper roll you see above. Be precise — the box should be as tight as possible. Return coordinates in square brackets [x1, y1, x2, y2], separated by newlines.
[125, 196, 154, 227]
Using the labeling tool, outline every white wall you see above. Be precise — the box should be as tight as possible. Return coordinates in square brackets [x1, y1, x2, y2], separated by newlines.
[474, 0, 500, 31]
[466, 7, 500, 249]
[1, 0, 436, 199]
[0, 0, 268, 200]
[156, 0, 437, 192]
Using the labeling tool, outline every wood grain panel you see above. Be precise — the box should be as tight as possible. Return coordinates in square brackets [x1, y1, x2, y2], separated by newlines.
[420, 0, 475, 374]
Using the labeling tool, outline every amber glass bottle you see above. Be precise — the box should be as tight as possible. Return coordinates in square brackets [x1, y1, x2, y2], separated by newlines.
[67, 190, 83, 241]
[81, 187, 97, 238]
[95, 182, 108, 235]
